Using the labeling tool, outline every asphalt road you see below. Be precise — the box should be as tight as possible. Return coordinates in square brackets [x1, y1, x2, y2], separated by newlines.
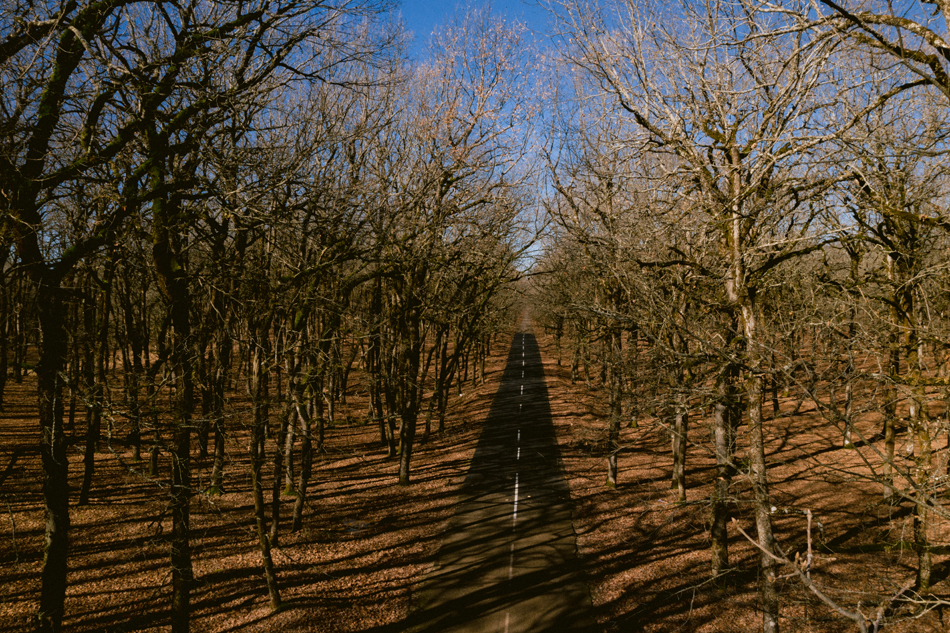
[408, 326, 599, 633]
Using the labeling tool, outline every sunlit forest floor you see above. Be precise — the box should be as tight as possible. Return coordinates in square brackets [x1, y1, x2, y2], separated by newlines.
[3, 327, 950, 632]
[539, 332, 950, 633]
[0, 346, 509, 632]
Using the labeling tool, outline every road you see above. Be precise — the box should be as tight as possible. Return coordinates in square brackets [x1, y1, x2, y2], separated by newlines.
[408, 326, 599, 633]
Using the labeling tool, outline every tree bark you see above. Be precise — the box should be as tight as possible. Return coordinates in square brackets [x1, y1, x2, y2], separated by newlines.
[606, 324, 623, 488]
[0, 246, 10, 410]
[671, 393, 688, 503]
[748, 369, 779, 633]
[249, 339, 281, 607]
[710, 365, 737, 578]
[151, 151, 194, 633]
[36, 284, 70, 633]
[290, 370, 313, 532]
[740, 281, 779, 633]
[79, 265, 112, 505]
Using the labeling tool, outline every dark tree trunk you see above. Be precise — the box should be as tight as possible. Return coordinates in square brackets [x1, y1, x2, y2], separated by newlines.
[166, 296, 194, 633]
[290, 370, 313, 532]
[0, 246, 10, 410]
[208, 334, 231, 495]
[78, 284, 98, 506]
[882, 333, 899, 499]
[437, 331, 451, 434]
[151, 153, 195, 633]
[398, 410, 417, 486]
[283, 405, 296, 495]
[291, 419, 312, 532]
[606, 327, 623, 488]
[396, 304, 423, 486]
[37, 285, 70, 633]
[79, 264, 112, 505]
[270, 401, 289, 547]
[671, 393, 688, 503]
[249, 339, 281, 607]
[419, 332, 440, 445]
[13, 275, 26, 385]
[119, 272, 145, 462]
[197, 346, 212, 459]
[710, 364, 738, 578]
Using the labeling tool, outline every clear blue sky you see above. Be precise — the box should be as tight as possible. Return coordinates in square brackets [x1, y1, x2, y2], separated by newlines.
[397, 0, 552, 58]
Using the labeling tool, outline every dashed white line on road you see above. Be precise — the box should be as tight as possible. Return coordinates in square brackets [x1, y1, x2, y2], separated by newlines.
[513, 473, 519, 524]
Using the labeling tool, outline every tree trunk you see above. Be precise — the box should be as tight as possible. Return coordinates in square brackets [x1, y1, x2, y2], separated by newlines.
[0, 248, 9, 410]
[748, 369, 779, 633]
[741, 288, 779, 633]
[398, 410, 417, 486]
[151, 154, 194, 633]
[249, 341, 281, 607]
[283, 406, 296, 496]
[671, 393, 688, 503]
[270, 402, 289, 547]
[914, 413, 933, 593]
[170, 393, 193, 633]
[37, 285, 70, 633]
[710, 367, 737, 578]
[79, 268, 111, 505]
[148, 386, 161, 479]
[770, 352, 780, 420]
[290, 375, 313, 532]
[907, 315, 932, 592]
[78, 285, 99, 506]
[437, 332, 451, 434]
[13, 275, 25, 385]
[606, 325, 623, 488]
[396, 300, 424, 486]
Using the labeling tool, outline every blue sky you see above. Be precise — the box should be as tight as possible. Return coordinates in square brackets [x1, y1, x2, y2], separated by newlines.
[397, 0, 552, 58]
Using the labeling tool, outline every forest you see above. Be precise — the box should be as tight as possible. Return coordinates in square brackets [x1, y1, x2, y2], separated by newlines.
[4, 0, 950, 632]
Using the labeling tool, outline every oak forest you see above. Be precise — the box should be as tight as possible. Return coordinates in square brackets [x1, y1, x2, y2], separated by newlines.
[6, 1, 950, 632]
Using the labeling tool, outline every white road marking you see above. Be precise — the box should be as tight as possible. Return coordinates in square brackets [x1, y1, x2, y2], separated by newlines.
[513, 473, 519, 524]
[517, 447, 520, 460]
[505, 611, 510, 633]
[520, 385, 523, 396]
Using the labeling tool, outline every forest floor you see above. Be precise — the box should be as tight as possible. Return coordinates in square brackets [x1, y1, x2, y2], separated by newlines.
[542, 336, 950, 633]
[2, 324, 950, 632]
[0, 348, 503, 632]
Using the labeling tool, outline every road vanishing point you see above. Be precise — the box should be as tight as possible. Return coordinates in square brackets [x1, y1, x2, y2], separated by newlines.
[408, 324, 599, 633]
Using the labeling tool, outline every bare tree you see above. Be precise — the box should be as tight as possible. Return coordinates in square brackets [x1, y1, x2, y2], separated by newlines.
[369, 7, 535, 485]
[546, 0, 855, 629]
[0, 1, 394, 630]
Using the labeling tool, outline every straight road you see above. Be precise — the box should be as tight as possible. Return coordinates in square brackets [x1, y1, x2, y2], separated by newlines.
[408, 326, 598, 633]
